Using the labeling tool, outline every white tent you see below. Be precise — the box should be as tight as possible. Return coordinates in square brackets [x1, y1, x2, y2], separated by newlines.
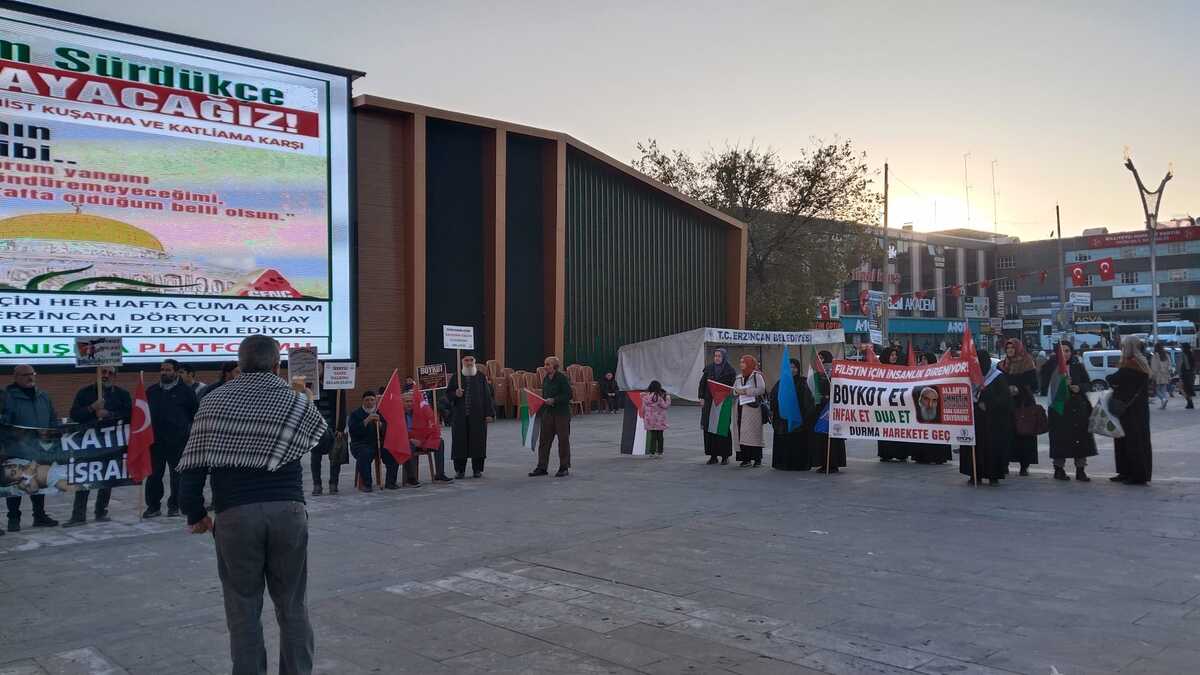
[616, 327, 846, 401]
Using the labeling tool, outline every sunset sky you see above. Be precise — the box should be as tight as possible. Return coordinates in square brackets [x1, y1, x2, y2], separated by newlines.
[46, 0, 1198, 241]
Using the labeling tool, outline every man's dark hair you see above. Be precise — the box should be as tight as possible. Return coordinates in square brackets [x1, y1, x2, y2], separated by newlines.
[361, 390, 377, 399]
[238, 335, 280, 373]
[180, 363, 196, 374]
[162, 359, 181, 370]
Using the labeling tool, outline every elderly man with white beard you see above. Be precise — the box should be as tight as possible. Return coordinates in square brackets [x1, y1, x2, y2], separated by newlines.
[917, 386, 941, 423]
[442, 354, 495, 479]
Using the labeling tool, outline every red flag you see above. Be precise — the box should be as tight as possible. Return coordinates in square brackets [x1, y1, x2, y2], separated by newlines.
[127, 373, 153, 482]
[962, 324, 983, 385]
[1038, 270, 1048, 284]
[819, 303, 830, 320]
[858, 289, 870, 314]
[1096, 257, 1116, 281]
[890, 293, 902, 306]
[914, 290, 926, 299]
[979, 279, 991, 289]
[949, 284, 961, 297]
[379, 370, 412, 464]
[1068, 263, 1088, 287]
[410, 383, 441, 450]
[862, 344, 879, 364]
[1057, 342, 1069, 375]
[907, 338, 916, 366]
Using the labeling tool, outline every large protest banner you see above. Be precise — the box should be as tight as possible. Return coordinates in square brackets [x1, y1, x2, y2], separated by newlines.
[827, 359, 976, 446]
[0, 420, 135, 497]
[0, 5, 354, 364]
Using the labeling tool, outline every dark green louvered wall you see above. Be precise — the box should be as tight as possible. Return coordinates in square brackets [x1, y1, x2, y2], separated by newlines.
[564, 147, 728, 377]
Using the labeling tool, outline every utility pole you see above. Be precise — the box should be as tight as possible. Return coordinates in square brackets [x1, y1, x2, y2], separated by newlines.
[882, 161, 890, 344]
[1124, 151, 1173, 344]
[991, 160, 998, 238]
[963, 152, 971, 227]
[1056, 204, 1065, 306]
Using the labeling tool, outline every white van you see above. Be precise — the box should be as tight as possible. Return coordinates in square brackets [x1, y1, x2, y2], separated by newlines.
[1119, 320, 1196, 347]
[1082, 348, 1181, 390]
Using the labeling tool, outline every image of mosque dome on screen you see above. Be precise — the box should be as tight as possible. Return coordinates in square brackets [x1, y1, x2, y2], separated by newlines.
[0, 212, 166, 252]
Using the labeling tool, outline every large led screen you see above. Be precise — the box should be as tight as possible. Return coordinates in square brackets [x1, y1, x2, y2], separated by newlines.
[0, 5, 353, 363]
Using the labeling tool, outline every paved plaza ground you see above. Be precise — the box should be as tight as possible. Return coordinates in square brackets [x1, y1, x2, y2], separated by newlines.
[2, 398, 1199, 675]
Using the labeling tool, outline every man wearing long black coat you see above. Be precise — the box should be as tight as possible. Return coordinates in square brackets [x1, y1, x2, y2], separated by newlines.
[443, 354, 494, 479]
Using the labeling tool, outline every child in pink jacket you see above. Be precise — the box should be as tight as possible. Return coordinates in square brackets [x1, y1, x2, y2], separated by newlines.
[642, 380, 671, 456]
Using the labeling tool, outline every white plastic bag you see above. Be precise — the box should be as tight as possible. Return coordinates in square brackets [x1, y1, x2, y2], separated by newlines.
[1088, 390, 1125, 439]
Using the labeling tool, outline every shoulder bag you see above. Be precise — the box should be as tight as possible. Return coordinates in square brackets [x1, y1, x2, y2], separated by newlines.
[1014, 403, 1048, 436]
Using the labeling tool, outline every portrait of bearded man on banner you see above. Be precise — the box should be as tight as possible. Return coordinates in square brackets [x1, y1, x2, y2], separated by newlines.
[912, 385, 943, 424]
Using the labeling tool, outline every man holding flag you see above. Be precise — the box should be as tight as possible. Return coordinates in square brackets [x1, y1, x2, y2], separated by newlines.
[1039, 341, 1097, 481]
[807, 350, 846, 473]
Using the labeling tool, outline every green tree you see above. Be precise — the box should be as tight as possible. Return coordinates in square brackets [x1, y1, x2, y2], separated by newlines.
[633, 140, 880, 330]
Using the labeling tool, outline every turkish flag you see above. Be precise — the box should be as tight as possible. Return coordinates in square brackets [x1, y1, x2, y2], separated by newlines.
[862, 344, 880, 364]
[1069, 263, 1088, 287]
[819, 303, 830, 320]
[1038, 270, 1048, 284]
[961, 324, 984, 385]
[950, 284, 961, 298]
[907, 338, 916, 367]
[1096, 257, 1116, 281]
[127, 374, 154, 482]
[859, 289, 870, 314]
[979, 279, 990, 289]
[378, 370, 413, 465]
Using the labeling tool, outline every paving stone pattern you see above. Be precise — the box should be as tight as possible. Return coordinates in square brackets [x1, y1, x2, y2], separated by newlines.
[1, 402, 1198, 674]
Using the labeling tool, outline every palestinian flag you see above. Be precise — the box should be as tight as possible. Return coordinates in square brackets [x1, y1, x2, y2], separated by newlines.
[707, 379, 735, 437]
[1047, 347, 1070, 415]
[519, 388, 546, 450]
[808, 347, 825, 407]
[625, 391, 647, 456]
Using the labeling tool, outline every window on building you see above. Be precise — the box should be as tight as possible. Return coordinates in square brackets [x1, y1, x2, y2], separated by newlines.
[1073, 252, 1091, 262]
[1120, 247, 1138, 259]
[1168, 269, 1187, 281]
[996, 255, 1015, 269]
[996, 278, 1016, 292]
[1167, 243, 1186, 255]
[1119, 298, 1138, 311]
[1164, 296, 1186, 310]
[1120, 271, 1138, 284]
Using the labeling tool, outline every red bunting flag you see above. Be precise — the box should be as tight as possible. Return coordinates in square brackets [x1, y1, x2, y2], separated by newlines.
[950, 284, 962, 297]
[1096, 257, 1116, 281]
[1068, 263, 1088, 287]
[127, 373, 154, 482]
[1038, 270, 1048, 284]
[914, 290, 926, 299]
[890, 294, 902, 306]
[907, 338, 916, 366]
[979, 279, 990, 289]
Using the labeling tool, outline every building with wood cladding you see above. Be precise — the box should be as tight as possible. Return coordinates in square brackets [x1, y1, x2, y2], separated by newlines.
[352, 96, 747, 392]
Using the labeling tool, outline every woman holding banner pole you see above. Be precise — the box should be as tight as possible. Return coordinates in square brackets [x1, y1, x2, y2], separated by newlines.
[809, 351, 847, 473]
[908, 352, 953, 464]
[876, 348, 911, 463]
[959, 350, 1013, 486]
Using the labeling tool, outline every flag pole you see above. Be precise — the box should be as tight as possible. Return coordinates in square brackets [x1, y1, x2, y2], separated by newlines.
[374, 407, 383, 487]
[137, 370, 145, 519]
[825, 435, 831, 476]
[971, 445, 978, 487]
[96, 366, 103, 407]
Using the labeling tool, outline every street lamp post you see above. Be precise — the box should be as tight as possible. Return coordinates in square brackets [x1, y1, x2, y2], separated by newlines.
[1123, 151, 1173, 343]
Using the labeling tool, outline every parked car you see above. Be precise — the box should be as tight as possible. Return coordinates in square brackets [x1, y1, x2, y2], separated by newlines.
[1082, 348, 1181, 391]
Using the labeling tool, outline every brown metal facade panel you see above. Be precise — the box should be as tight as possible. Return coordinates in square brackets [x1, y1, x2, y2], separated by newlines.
[355, 110, 411, 390]
[403, 113, 427, 375]
[542, 139, 567, 359]
[483, 129, 507, 365]
[728, 226, 748, 328]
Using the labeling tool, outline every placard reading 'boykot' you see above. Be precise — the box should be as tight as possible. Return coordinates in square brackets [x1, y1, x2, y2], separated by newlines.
[0, 6, 353, 363]
[827, 359, 976, 446]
